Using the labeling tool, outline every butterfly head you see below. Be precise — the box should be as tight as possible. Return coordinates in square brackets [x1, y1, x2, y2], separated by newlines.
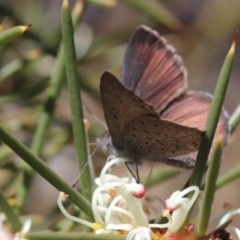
[96, 132, 116, 155]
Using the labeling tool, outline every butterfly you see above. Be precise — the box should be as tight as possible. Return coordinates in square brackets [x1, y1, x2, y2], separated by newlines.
[96, 25, 230, 170]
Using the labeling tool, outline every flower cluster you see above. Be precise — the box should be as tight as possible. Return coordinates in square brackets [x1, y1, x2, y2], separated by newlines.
[58, 157, 240, 239]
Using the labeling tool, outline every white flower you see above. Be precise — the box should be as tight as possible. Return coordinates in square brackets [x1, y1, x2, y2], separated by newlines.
[217, 208, 240, 240]
[14, 219, 32, 240]
[127, 227, 152, 240]
[58, 157, 149, 234]
[58, 156, 240, 240]
[0, 213, 13, 240]
[0, 213, 31, 240]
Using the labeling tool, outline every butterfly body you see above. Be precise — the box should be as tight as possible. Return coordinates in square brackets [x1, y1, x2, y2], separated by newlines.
[98, 25, 230, 169]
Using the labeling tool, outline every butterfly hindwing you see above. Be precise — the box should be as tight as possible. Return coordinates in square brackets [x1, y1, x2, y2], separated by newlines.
[119, 115, 203, 163]
[161, 91, 230, 150]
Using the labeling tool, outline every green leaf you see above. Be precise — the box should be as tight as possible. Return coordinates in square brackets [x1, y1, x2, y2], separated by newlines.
[0, 189, 22, 231]
[25, 232, 125, 240]
[61, 0, 92, 201]
[197, 139, 223, 236]
[0, 124, 94, 219]
[0, 25, 31, 45]
[183, 32, 237, 228]
[216, 162, 240, 189]
[16, 0, 84, 212]
[230, 103, 240, 133]
[190, 32, 237, 188]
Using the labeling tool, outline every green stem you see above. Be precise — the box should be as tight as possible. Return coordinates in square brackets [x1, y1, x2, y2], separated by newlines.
[25, 232, 125, 240]
[0, 25, 31, 45]
[31, 0, 83, 158]
[30, 47, 65, 157]
[0, 145, 12, 166]
[0, 188, 22, 231]
[0, 3, 56, 55]
[87, 0, 116, 7]
[16, 0, 83, 211]
[216, 162, 240, 189]
[230, 103, 240, 133]
[0, 59, 25, 83]
[61, 0, 91, 201]
[197, 139, 223, 236]
[190, 33, 237, 188]
[184, 32, 237, 226]
[0, 124, 94, 219]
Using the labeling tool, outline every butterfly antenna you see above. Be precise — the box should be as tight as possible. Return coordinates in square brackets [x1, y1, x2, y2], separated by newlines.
[72, 144, 99, 188]
[89, 142, 97, 146]
[146, 165, 153, 181]
[72, 118, 98, 188]
[83, 103, 108, 129]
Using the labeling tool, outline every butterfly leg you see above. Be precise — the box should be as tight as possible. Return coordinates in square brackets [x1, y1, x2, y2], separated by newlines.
[124, 161, 140, 183]
[135, 158, 140, 183]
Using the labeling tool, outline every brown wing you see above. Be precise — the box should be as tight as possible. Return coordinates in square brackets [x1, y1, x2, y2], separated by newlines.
[121, 25, 188, 113]
[119, 115, 203, 164]
[160, 91, 230, 159]
[100, 71, 159, 151]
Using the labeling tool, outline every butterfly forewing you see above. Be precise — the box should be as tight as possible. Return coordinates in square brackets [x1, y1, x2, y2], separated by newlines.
[100, 71, 159, 149]
[121, 25, 188, 113]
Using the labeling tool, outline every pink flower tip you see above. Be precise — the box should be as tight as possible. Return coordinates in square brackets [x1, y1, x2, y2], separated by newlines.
[60, 192, 68, 201]
[132, 184, 145, 198]
[165, 199, 180, 211]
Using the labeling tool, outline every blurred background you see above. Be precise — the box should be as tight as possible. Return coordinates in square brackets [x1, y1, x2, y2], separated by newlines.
[0, 0, 240, 228]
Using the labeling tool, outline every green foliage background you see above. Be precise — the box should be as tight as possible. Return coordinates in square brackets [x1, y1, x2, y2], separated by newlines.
[0, 0, 240, 236]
